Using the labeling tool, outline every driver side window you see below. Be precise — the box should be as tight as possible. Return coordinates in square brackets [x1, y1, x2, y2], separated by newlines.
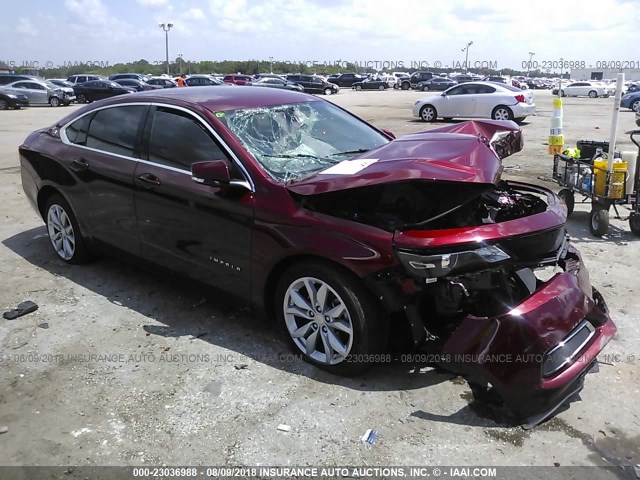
[147, 107, 238, 176]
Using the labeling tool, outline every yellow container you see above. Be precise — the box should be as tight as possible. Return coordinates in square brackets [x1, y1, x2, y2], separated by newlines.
[548, 135, 565, 146]
[594, 159, 627, 198]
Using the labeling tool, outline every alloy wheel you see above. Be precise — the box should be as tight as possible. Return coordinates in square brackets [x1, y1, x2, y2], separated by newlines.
[47, 204, 75, 260]
[283, 277, 354, 365]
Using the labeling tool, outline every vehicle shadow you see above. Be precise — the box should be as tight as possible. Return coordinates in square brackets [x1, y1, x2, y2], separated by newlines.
[2, 226, 510, 427]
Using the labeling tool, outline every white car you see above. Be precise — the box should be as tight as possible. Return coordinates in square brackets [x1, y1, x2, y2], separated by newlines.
[559, 81, 610, 98]
[380, 75, 397, 88]
[413, 81, 536, 123]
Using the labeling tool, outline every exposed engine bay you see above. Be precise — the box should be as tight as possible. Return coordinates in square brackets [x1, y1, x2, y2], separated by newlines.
[298, 178, 567, 344]
[298, 179, 547, 232]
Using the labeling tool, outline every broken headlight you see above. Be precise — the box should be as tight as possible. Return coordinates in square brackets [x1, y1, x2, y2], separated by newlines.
[397, 245, 511, 283]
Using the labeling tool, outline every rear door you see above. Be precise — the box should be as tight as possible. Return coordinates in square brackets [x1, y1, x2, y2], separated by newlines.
[60, 104, 148, 254]
[134, 105, 254, 297]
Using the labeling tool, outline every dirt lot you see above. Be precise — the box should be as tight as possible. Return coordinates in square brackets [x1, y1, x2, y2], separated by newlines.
[0, 89, 639, 474]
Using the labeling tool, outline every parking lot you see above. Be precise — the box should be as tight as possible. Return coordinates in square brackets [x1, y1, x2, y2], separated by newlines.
[0, 89, 639, 471]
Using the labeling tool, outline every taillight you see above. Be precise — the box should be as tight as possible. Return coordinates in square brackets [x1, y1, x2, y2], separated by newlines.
[515, 94, 526, 103]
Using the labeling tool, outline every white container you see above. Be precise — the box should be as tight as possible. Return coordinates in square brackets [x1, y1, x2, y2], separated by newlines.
[622, 150, 638, 195]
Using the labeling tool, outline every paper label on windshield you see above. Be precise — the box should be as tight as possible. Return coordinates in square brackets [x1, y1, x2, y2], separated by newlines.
[319, 159, 378, 175]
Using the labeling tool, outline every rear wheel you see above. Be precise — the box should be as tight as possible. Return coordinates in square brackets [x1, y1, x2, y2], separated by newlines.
[419, 104, 437, 122]
[632, 100, 640, 113]
[492, 106, 513, 121]
[589, 206, 609, 237]
[45, 194, 92, 264]
[77, 94, 86, 103]
[49, 96, 60, 107]
[560, 90, 566, 97]
[355, 85, 362, 91]
[0, 99, 8, 110]
[422, 85, 429, 91]
[588, 90, 598, 98]
[275, 261, 386, 376]
[378, 85, 385, 90]
[630, 212, 640, 237]
[558, 189, 575, 216]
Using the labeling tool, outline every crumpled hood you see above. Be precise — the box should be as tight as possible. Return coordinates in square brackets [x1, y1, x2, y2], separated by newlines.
[286, 120, 522, 196]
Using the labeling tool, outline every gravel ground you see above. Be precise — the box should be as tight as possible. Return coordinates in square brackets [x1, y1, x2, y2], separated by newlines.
[0, 89, 638, 475]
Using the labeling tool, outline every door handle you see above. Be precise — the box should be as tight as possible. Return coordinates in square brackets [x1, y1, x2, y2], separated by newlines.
[137, 173, 161, 187]
[71, 158, 89, 172]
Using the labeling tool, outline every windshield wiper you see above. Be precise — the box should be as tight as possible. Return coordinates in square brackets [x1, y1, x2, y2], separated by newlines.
[262, 153, 320, 159]
[328, 148, 370, 157]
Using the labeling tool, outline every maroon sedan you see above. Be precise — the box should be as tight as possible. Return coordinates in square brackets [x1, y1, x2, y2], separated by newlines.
[223, 74, 252, 86]
[19, 87, 615, 427]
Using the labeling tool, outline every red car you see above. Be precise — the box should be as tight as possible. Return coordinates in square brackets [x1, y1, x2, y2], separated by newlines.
[19, 87, 615, 428]
[223, 74, 252, 85]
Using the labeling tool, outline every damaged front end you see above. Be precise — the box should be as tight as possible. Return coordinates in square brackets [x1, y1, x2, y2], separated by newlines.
[287, 120, 616, 427]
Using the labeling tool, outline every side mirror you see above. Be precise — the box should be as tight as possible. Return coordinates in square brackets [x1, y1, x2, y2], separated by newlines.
[382, 129, 396, 139]
[191, 160, 231, 186]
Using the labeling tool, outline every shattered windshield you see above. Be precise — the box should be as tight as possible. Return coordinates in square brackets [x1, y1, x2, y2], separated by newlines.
[216, 101, 390, 182]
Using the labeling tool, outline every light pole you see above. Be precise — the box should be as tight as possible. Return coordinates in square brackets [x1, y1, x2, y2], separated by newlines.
[158, 22, 173, 75]
[269, 56, 273, 74]
[527, 52, 535, 76]
[461, 41, 473, 73]
[178, 53, 183, 74]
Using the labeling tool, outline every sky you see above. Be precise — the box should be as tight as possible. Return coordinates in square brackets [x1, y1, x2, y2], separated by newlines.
[2, 0, 639, 72]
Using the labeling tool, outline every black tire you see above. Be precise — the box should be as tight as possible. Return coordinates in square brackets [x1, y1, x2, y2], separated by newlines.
[0, 98, 8, 110]
[77, 94, 87, 103]
[355, 85, 362, 91]
[589, 207, 609, 237]
[560, 90, 566, 97]
[588, 90, 598, 98]
[378, 85, 385, 90]
[323, 87, 333, 95]
[632, 100, 640, 113]
[419, 104, 437, 122]
[558, 189, 575, 216]
[401, 81, 410, 90]
[492, 105, 513, 121]
[49, 96, 61, 107]
[443, 117, 453, 121]
[44, 194, 92, 264]
[275, 261, 386, 376]
[422, 85, 429, 91]
[629, 212, 640, 237]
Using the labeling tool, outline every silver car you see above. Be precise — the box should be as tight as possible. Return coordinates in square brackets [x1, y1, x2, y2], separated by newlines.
[3, 80, 75, 106]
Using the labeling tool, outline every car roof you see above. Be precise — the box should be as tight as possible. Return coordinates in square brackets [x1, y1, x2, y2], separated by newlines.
[74, 85, 316, 112]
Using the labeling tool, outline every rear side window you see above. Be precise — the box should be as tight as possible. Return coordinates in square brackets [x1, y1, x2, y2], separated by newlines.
[84, 106, 147, 157]
[148, 107, 227, 169]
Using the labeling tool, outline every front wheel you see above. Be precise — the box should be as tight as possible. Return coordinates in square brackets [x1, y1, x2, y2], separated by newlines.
[631, 100, 640, 113]
[378, 85, 385, 90]
[401, 82, 410, 90]
[560, 90, 566, 97]
[323, 87, 333, 95]
[77, 94, 87, 103]
[589, 207, 609, 237]
[45, 194, 92, 264]
[49, 96, 61, 107]
[422, 85, 429, 91]
[419, 104, 437, 122]
[0, 99, 8, 110]
[355, 85, 362, 91]
[275, 261, 386, 376]
[588, 90, 598, 98]
[492, 106, 513, 121]
[630, 212, 640, 237]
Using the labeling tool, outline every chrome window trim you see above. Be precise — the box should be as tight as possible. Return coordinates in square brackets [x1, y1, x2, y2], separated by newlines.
[60, 101, 256, 192]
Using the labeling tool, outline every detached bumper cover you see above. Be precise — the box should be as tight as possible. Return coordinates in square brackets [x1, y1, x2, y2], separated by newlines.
[439, 248, 616, 426]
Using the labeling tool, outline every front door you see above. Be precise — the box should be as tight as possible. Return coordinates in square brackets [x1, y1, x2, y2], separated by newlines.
[134, 105, 254, 297]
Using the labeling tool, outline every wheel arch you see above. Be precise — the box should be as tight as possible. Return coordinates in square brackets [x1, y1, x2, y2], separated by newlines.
[263, 254, 379, 322]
